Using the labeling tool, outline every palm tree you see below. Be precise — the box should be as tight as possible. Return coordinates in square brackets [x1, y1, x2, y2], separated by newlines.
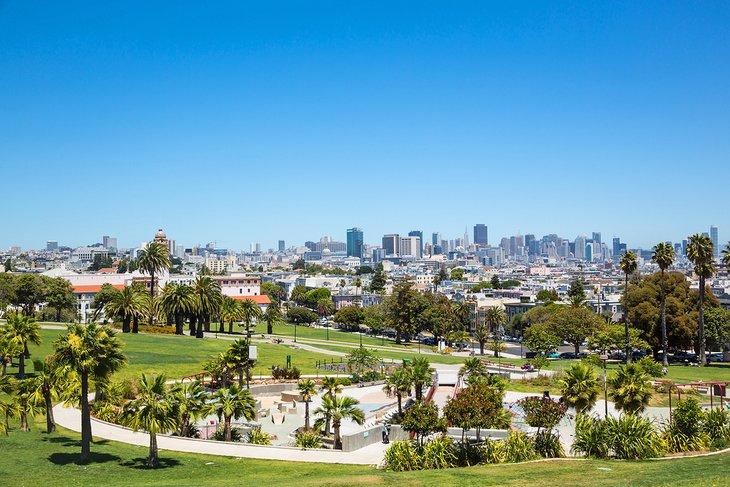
[407, 357, 433, 401]
[29, 356, 68, 433]
[320, 376, 342, 435]
[263, 304, 282, 335]
[473, 323, 489, 356]
[298, 379, 317, 430]
[121, 374, 179, 468]
[0, 333, 23, 376]
[53, 323, 126, 462]
[158, 283, 195, 335]
[451, 301, 470, 332]
[105, 286, 146, 333]
[313, 395, 364, 449]
[608, 364, 653, 415]
[652, 242, 676, 366]
[192, 276, 223, 338]
[686, 234, 716, 366]
[170, 380, 212, 438]
[226, 339, 253, 388]
[212, 384, 257, 442]
[220, 296, 243, 334]
[136, 242, 172, 326]
[619, 250, 638, 363]
[3, 313, 41, 378]
[14, 378, 43, 432]
[382, 368, 412, 416]
[459, 356, 487, 381]
[560, 362, 601, 414]
[239, 299, 263, 338]
[0, 375, 17, 435]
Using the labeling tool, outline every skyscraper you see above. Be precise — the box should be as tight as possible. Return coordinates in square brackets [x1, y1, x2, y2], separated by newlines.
[103, 235, 117, 251]
[574, 235, 587, 260]
[278, 240, 285, 252]
[711, 225, 719, 259]
[473, 224, 488, 247]
[46, 240, 58, 251]
[592, 232, 602, 245]
[347, 228, 364, 258]
[432, 232, 440, 246]
[612, 237, 621, 257]
[382, 234, 400, 256]
[408, 230, 423, 254]
[400, 236, 421, 258]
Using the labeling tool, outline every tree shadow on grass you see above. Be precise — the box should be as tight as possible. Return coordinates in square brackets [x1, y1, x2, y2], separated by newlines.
[42, 435, 111, 447]
[49, 452, 122, 465]
[119, 457, 182, 470]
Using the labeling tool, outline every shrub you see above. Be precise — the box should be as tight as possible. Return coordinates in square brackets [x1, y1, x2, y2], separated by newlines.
[481, 439, 505, 464]
[384, 441, 424, 472]
[422, 436, 457, 470]
[533, 430, 564, 458]
[518, 396, 567, 430]
[703, 407, 730, 444]
[272, 367, 301, 380]
[350, 370, 385, 383]
[212, 427, 243, 442]
[246, 426, 272, 445]
[91, 402, 120, 423]
[501, 431, 537, 463]
[604, 415, 664, 460]
[572, 414, 609, 458]
[635, 357, 663, 377]
[662, 398, 711, 453]
[294, 431, 323, 449]
[454, 441, 484, 467]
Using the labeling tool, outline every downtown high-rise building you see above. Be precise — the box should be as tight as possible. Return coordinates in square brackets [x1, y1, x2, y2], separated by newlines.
[382, 234, 400, 256]
[278, 240, 285, 252]
[46, 240, 58, 251]
[347, 228, 364, 259]
[400, 235, 422, 258]
[473, 224, 488, 247]
[103, 235, 117, 251]
[408, 230, 423, 255]
[711, 225, 719, 259]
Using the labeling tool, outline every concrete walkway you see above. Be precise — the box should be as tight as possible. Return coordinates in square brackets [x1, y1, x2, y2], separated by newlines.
[52, 402, 388, 465]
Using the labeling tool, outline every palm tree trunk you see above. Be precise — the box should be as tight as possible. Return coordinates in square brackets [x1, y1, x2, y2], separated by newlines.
[175, 313, 183, 335]
[45, 388, 56, 433]
[196, 316, 205, 338]
[661, 270, 668, 367]
[20, 410, 28, 432]
[699, 275, 706, 366]
[397, 394, 402, 416]
[219, 320, 225, 333]
[56, 308, 61, 322]
[132, 316, 139, 334]
[334, 421, 341, 449]
[304, 401, 310, 430]
[189, 316, 197, 336]
[18, 351, 25, 378]
[123, 316, 131, 333]
[80, 372, 92, 462]
[149, 270, 156, 327]
[267, 321, 273, 335]
[624, 273, 631, 364]
[228, 321, 233, 334]
[148, 432, 159, 467]
[224, 416, 232, 442]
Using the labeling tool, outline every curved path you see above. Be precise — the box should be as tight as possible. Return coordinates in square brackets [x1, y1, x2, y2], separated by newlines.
[52, 403, 388, 465]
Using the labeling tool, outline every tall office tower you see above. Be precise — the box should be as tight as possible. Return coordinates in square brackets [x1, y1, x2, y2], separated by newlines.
[574, 235, 587, 260]
[46, 240, 58, 251]
[103, 235, 118, 251]
[463, 227, 470, 248]
[432, 232, 440, 246]
[441, 239, 449, 253]
[674, 243, 682, 256]
[382, 234, 400, 256]
[473, 224, 488, 247]
[711, 226, 719, 259]
[167, 239, 176, 255]
[525, 234, 537, 256]
[592, 232, 602, 245]
[682, 239, 688, 256]
[559, 239, 570, 258]
[278, 240, 285, 252]
[500, 237, 510, 256]
[347, 227, 364, 258]
[585, 243, 593, 262]
[612, 237, 621, 257]
[408, 230, 423, 254]
[400, 236, 422, 258]
[255, 243, 261, 253]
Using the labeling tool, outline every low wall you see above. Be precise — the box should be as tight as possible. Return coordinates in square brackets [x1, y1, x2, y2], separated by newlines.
[248, 383, 298, 397]
[445, 427, 509, 440]
[341, 424, 409, 452]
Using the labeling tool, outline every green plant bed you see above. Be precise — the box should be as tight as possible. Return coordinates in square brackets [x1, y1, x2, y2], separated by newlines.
[2, 417, 730, 486]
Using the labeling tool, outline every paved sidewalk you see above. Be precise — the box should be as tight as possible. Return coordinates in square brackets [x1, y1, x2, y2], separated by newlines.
[53, 403, 387, 465]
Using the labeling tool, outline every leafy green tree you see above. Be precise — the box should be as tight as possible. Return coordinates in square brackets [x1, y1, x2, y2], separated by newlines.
[490, 275, 501, 290]
[443, 382, 508, 442]
[560, 362, 601, 413]
[263, 304, 282, 335]
[370, 264, 387, 293]
[3, 258, 11, 272]
[523, 324, 561, 357]
[686, 234, 715, 365]
[54, 323, 126, 462]
[333, 305, 364, 332]
[566, 277, 587, 307]
[89, 283, 122, 322]
[298, 379, 318, 430]
[12, 274, 47, 316]
[548, 307, 605, 355]
[3, 313, 41, 377]
[44, 277, 76, 322]
[536, 289, 559, 303]
[450, 268, 465, 281]
[384, 280, 423, 344]
[355, 265, 374, 275]
[705, 307, 730, 358]
[136, 242, 171, 324]
[212, 384, 257, 442]
[292, 258, 305, 270]
[287, 306, 317, 324]
[400, 399, 445, 446]
[121, 374, 179, 468]
[608, 364, 653, 415]
[226, 339, 254, 388]
[346, 347, 379, 376]
[589, 324, 649, 354]
[652, 242, 676, 366]
[314, 395, 365, 449]
[620, 250, 639, 362]
[260, 282, 285, 307]
[450, 301, 471, 333]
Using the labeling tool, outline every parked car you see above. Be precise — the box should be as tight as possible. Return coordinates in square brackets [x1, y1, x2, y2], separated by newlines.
[559, 352, 577, 360]
[525, 351, 538, 359]
[423, 337, 436, 346]
[546, 352, 561, 359]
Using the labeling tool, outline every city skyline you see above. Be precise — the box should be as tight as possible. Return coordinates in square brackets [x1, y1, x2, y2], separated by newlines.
[2, 2, 729, 250]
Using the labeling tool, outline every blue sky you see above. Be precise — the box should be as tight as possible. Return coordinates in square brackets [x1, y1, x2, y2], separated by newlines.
[1, 1, 728, 251]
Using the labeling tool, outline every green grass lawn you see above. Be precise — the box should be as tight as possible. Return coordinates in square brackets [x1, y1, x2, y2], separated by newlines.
[5, 328, 344, 381]
[1, 417, 729, 487]
[269, 321, 420, 350]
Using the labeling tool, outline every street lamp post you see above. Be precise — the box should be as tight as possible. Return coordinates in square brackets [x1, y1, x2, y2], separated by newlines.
[294, 321, 297, 343]
[601, 354, 608, 417]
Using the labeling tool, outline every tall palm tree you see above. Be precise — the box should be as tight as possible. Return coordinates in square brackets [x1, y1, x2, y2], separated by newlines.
[29, 356, 68, 433]
[158, 283, 195, 335]
[239, 298, 263, 338]
[320, 376, 342, 435]
[121, 374, 179, 468]
[619, 250, 638, 363]
[317, 298, 335, 321]
[170, 380, 212, 438]
[192, 276, 223, 338]
[459, 356, 487, 381]
[407, 357, 433, 401]
[722, 242, 730, 268]
[382, 368, 412, 416]
[53, 323, 126, 462]
[0, 375, 17, 435]
[314, 395, 364, 449]
[220, 296, 243, 334]
[226, 339, 253, 388]
[451, 301, 471, 332]
[136, 242, 172, 304]
[14, 378, 43, 432]
[560, 362, 600, 414]
[212, 384, 257, 442]
[3, 313, 41, 378]
[105, 286, 147, 333]
[473, 323, 489, 356]
[298, 379, 317, 430]
[608, 364, 653, 415]
[652, 242, 676, 366]
[263, 304, 282, 335]
[486, 307, 507, 357]
[686, 234, 715, 366]
[0, 333, 23, 376]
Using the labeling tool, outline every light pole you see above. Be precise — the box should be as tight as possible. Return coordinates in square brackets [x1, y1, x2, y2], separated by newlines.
[359, 328, 363, 348]
[294, 321, 297, 343]
[601, 354, 608, 417]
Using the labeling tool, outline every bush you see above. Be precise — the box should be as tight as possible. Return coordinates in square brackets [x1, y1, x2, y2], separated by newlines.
[635, 357, 663, 377]
[422, 436, 457, 470]
[384, 441, 424, 472]
[703, 407, 730, 445]
[572, 414, 609, 458]
[518, 396, 567, 430]
[350, 371, 385, 383]
[211, 427, 243, 442]
[246, 426, 272, 445]
[294, 431, 323, 449]
[533, 430, 564, 458]
[454, 441, 484, 467]
[604, 415, 664, 460]
[91, 402, 120, 423]
[501, 431, 537, 463]
[272, 367, 301, 380]
[481, 439, 505, 464]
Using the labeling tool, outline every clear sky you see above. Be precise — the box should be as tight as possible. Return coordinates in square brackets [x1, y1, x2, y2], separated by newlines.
[1, 1, 728, 251]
